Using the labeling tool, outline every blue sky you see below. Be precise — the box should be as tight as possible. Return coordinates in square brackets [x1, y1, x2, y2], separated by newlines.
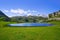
[0, 0, 60, 17]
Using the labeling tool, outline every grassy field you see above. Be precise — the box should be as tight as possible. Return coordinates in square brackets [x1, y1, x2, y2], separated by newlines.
[0, 21, 60, 40]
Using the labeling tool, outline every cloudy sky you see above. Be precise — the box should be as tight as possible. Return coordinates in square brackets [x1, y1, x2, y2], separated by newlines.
[0, 0, 60, 17]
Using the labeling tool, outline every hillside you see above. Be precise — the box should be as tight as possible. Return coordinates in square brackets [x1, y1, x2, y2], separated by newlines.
[49, 10, 60, 18]
[48, 10, 60, 20]
[0, 10, 10, 21]
[10, 16, 48, 23]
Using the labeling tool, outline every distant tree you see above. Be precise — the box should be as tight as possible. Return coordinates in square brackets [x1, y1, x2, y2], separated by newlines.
[53, 12, 56, 16]
[0, 17, 6, 21]
[25, 18, 29, 22]
[49, 14, 52, 18]
[58, 10, 60, 12]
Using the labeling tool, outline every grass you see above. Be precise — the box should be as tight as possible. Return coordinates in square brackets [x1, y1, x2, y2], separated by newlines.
[0, 21, 60, 40]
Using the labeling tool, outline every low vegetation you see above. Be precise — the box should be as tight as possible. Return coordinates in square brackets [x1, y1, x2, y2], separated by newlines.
[0, 21, 60, 40]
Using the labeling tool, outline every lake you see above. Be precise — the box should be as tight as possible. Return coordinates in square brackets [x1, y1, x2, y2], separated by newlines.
[8, 23, 53, 27]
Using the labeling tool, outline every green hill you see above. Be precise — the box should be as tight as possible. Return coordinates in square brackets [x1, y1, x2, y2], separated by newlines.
[0, 10, 10, 21]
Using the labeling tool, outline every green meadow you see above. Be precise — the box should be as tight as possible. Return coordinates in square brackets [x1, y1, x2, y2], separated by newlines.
[0, 21, 60, 40]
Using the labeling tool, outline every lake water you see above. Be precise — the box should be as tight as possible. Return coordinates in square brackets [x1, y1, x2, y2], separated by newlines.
[8, 23, 53, 26]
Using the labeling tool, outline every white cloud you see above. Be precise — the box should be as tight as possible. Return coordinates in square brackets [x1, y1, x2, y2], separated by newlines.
[3, 8, 39, 16]
[10, 9, 27, 14]
[4, 10, 9, 12]
[32, 10, 37, 12]
[27, 13, 32, 16]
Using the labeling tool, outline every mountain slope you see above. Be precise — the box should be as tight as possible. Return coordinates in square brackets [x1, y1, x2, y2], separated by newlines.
[0, 10, 10, 21]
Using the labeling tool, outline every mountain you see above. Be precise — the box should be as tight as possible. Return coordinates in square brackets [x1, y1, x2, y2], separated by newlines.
[0, 10, 10, 21]
[48, 10, 60, 20]
[49, 10, 60, 18]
